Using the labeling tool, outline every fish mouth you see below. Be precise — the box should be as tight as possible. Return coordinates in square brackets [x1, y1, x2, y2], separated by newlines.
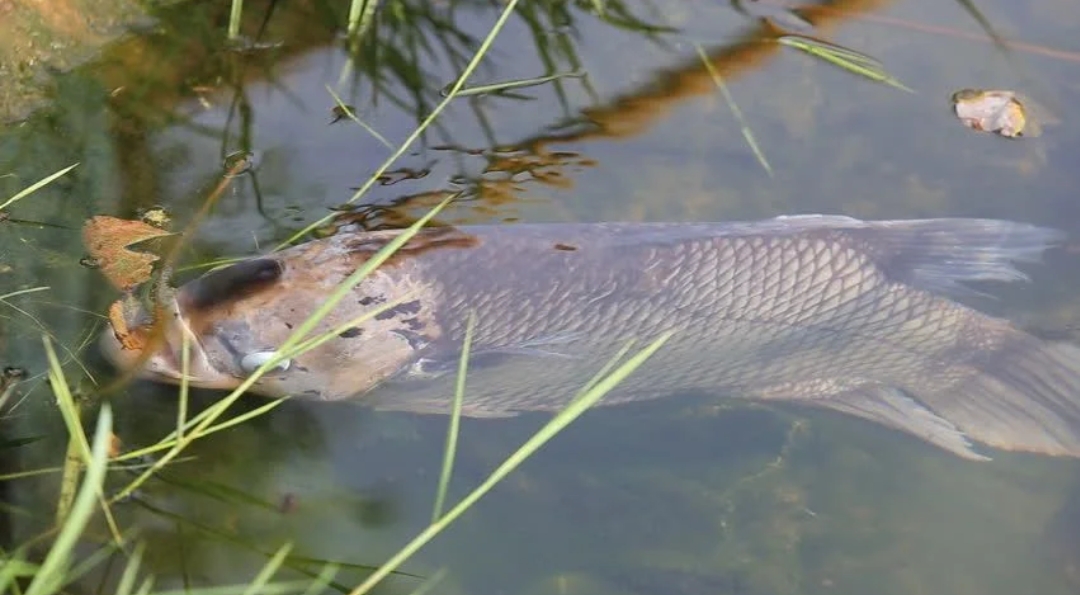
[99, 297, 241, 391]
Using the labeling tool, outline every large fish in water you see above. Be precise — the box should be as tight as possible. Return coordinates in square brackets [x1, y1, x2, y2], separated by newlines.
[101, 215, 1080, 460]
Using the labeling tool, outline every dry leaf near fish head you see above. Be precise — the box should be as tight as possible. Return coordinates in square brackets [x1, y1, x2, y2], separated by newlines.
[81, 215, 174, 291]
[83, 215, 178, 360]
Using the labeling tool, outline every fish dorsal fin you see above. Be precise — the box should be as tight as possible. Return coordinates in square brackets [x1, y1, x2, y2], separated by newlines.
[606, 216, 1063, 299]
[840, 218, 1064, 298]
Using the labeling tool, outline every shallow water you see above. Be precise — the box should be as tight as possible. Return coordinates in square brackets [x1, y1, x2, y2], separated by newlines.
[4, 0, 1080, 593]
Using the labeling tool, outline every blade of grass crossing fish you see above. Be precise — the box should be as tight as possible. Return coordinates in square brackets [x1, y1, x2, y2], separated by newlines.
[347, 332, 673, 595]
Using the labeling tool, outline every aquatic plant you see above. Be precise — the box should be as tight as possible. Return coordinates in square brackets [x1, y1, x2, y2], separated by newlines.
[2, 3, 674, 593]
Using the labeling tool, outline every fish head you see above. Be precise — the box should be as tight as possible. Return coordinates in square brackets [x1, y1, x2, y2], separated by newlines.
[99, 291, 244, 391]
[101, 249, 442, 401]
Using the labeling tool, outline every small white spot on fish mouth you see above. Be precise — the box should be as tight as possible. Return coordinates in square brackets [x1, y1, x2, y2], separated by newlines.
[240, 350, 291, 374]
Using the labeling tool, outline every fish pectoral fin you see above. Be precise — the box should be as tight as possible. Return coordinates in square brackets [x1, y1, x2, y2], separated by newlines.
[817, 386, 989, 461]
[475, 346, 576, 360]
[751, 379, 988, 460]
[458, 407, 520, 418]
[370, 394, 520, 418]
[396, 333, 586, 380]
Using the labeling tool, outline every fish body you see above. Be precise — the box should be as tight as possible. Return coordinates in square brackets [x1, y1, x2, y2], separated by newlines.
[101, 215, 1080, 460]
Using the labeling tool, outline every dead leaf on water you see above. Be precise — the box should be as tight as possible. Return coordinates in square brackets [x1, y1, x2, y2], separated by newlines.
[107, 296, 151, 351]
[108, 432, 122, 458]
[82, 216, 174, 291]
[330, 104, 356, 124]
[951, 89, 1053, 138]
[137, 205, 172, 228]
[222, 150, 259, 177]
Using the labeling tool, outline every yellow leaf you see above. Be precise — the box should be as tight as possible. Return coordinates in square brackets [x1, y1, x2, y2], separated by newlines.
[82, 216, 173, 291]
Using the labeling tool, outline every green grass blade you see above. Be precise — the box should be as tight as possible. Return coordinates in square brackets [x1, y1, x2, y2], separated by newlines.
[325, 85, 394, 149]
[228, 0, 243, 40]
[694, 44, 772, 177]
[0, 381, 15, 412]
[0, 465, 66, 481]
[154, 581, 314, 595]
[64, 543, 127, 592]
[575, 340, 636, 397]
[115, 541, 144, 595]
[268, 195, 452, 368]
[111, 196, 453, 503]
[25, 403, 112, 595]
[134, 575, 156, 595]
[150, 472, 280, 511]
[112, 398, 285, 464]
[300, 563, 340, 595]
[132, 498, 375, 591]
[0, 163, 79, 211]
[6, 295, 97, 385]
[954, 0, 1012, 56]
[43, 336, 92, 527]
[279, 294, 419, 371]
[431, 312, 476, 523]
[0, 551, 38, 589]
[241, 542, 293, 595]
[348, 332, 673, 595]
[56, 431, 82, 527]
[406, 567, 446, 595]
[347, 0, 381, 39]
[177, 320, 192, 440]
[0, 286, 50, 300]
[279, 0, 524, 249]
[445, 70, 586, 98]
[180, 398, 289, 439]
[777, 35, 913, 92]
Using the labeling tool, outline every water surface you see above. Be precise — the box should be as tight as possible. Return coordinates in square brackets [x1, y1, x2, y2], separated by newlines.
[3, 0, 1080, 593]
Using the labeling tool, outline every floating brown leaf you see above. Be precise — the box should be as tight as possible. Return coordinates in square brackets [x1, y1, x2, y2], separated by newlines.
[951, 89, 1048, 138]
[107, 296, 150, 351]
[108, 432, 122, 458]
[82, 216, 174, 291]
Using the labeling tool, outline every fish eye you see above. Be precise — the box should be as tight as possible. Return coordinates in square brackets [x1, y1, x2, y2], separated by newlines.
[183, 258, 284, 311]
[240, 350, 291, 375]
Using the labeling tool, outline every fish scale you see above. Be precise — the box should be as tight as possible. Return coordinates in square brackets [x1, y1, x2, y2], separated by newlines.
[424, 235, 916, 391]
[100, 216, 1080, 460]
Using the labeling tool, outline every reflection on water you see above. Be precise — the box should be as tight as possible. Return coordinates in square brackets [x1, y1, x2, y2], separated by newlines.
[3, 0, 1080, 593]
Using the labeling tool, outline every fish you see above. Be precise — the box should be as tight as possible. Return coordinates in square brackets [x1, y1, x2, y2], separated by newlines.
[100, 215, 1080, 460]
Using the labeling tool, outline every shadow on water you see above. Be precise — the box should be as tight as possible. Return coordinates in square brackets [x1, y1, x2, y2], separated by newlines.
[3, 0, 1080, 593]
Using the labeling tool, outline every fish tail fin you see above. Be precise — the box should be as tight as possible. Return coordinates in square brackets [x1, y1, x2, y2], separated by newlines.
[851, 218, 1065, 296]
[921, 327, 1080, 458]
[846, 218, 1080, 458]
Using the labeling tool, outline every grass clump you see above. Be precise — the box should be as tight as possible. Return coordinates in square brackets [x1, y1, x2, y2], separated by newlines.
[8, 299, 670, 593]
[4, 2, 681, 592]
[7, 180, 671, 588]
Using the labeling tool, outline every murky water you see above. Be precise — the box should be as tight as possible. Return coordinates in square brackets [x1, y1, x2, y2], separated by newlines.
[4, 0, 1080, 593]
